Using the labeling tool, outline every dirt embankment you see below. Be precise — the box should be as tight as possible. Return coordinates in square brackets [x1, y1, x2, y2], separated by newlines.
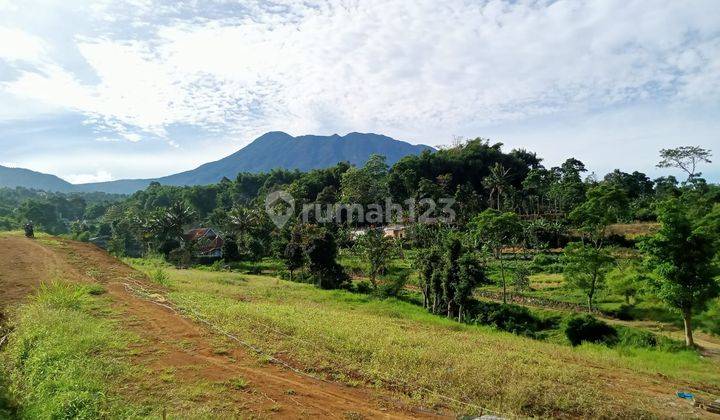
[0, 236, 443, 418]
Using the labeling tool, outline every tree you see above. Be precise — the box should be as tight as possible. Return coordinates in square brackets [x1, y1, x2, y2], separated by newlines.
[562, 242, 614, 311]
[441, 236, 463, 318]
[413, 246, 442, 309]
[639, 199, 719, 347]
[283, 228, 305, 281]
[340, 154, 389, 210]
[549, 158, 587, 212]
[469, 209, 521, 303]
[482, 163, 511, 210]
[657, 146, 712, 183]
[455, 252, 488, 321]
[569, 184, 629, 247]
[306, 230, 349, 289]
[606, 259, 648, 304]
[355, 228, 395, 289]
[159, 201, 196, 242]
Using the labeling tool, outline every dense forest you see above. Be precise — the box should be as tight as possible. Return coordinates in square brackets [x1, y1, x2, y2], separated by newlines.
[2, 139, 718, 346]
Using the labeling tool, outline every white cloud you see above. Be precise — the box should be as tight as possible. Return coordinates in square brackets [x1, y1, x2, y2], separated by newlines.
[62, 170, 113, 184]
[0, 0, 719, 180]
[0, 26, 46, 62]
[2, 0, 719, 144]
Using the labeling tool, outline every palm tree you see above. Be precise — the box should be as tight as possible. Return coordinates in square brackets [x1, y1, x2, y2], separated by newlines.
[226, 205, 259, 244]
[482, 163, 511, 210]
[161, 201, 196, 242]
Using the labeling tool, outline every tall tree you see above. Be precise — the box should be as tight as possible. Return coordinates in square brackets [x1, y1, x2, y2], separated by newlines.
[283, 227, 306, 281]
[639, 199, 719, 347]
[470, 209, 521, 303]
[657, 146, 712, 183]
[413, 246, 442, 309]
[562, 242, 614, 311]
[355, 229, 396, 289]
[482, 163, 511, 210]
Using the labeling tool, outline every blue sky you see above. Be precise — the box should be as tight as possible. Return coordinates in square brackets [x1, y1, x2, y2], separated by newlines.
[0, 0, 718, 183]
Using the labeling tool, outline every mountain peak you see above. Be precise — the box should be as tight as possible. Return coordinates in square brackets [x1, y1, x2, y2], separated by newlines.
[3, 132, 434, 194]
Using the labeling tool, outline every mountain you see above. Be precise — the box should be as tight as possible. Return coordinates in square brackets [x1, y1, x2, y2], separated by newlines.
[3, 132, 433, 194]
[0, 165, 75, 192]
[76, 132, 433, 194]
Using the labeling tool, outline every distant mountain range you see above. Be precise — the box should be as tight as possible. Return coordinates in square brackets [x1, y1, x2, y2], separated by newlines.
[0, 132, 433, 194]
[0, 165, 75, 192]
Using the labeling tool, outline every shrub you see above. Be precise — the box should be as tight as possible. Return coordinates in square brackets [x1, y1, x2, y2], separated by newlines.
[243, 265, 262, 275]
[564, 315, 618, 346]
[513, 266, 531, 292]
[616, 327, 657, 348]
[376, 272, 408, 298]
[532, 253, 557, 266]
[471, 301, 547, 337]
[603, 303, 635, 321]
[151, 269, 170, 286]
[353, 280, 373, 294]
[35, 282, 92, 311]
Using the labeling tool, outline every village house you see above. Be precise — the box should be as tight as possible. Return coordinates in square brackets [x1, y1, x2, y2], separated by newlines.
[183, 228, 224, 259]
[382, 224, 406, 239]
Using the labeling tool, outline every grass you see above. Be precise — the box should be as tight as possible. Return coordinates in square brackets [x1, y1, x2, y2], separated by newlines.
[130, 261, 720, 417]
[0, 282, 140, 419]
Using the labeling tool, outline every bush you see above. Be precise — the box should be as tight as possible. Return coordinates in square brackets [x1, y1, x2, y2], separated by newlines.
[353, 280, 373, 294]
[603, 303, 635, 321]
[544, 263, 565, 274]
[616, 327, 657, 348]
[151, 269, 170, 286]
[471, 301, 548, 337]
[376, 272, 408, 298]
[532, 253, 557, 266]
[564, 315, 618, 346]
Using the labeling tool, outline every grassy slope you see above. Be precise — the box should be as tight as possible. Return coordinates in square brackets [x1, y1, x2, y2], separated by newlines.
[0, 282, 143, 419]
[131, 260, 720, 417]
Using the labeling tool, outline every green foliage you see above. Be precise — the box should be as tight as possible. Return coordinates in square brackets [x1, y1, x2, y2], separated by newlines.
[2, 282, 133, 419]
[375, 272, 409, 299]
[469, 209, 522, 252]
[606, 260, 649, 304]
[564, 315, 618, 346]
[471, 301, 549, 337]
[562, 242, 614, 310]
[151, 268, 170, 286]
[657, 146, 712, 182]
[512, 265, 531, 292]
[569, 184, 629, 243]
[306, 230, 349, 289]
[354, 228, 396, 288]
[639, 198, 719, 346]
[340, 154, 389, 210]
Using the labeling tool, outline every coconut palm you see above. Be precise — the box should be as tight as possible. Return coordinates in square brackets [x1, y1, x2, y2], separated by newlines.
[482, 163, 511, 210]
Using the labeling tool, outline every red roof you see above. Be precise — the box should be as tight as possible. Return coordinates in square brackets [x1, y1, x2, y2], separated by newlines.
[183, 228, 224, 254]
[183, 228, 212, 242]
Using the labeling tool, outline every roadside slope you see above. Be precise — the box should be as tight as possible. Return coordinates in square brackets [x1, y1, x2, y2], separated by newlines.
[0, 235, 441, 418]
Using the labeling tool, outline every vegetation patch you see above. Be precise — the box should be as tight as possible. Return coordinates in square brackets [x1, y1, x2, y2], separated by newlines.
[0, 282, 139, 419]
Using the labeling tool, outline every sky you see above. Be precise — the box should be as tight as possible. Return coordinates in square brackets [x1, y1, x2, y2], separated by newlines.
[0, 0, 718, 184]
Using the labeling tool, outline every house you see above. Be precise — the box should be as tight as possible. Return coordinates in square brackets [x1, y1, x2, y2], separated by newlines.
[183, 228, 224, 259]
[383, 224, 406, 239]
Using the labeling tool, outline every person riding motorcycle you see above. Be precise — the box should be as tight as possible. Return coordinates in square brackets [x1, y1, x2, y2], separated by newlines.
[24, 221, 34, 238]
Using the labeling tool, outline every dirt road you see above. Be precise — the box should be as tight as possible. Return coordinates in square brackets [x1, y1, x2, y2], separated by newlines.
[0, 236, 442, 418]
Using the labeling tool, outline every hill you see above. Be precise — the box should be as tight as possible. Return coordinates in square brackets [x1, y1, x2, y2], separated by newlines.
[0, 165, 75, 192]
[77, 132, 432, 193]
